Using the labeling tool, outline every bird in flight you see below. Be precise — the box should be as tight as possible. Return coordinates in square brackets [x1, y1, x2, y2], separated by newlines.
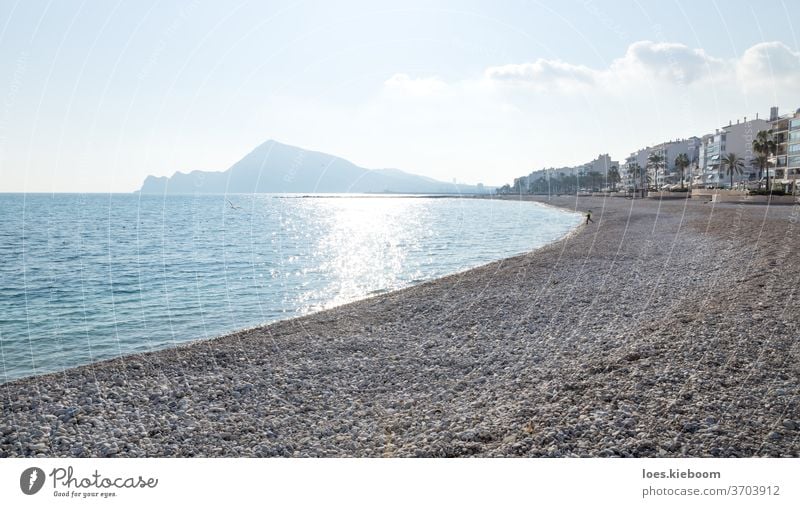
[226, 199, 243, 210]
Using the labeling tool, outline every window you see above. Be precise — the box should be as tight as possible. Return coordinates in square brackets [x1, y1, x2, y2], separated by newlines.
[791, 119, 800, 130]
[789, 156, 800, 167]
[789, 143, 800, 153]
[791, 131, 800, 142]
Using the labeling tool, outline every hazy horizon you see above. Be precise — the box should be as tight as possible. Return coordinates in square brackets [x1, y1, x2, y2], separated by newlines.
[1, 0, 799, 193]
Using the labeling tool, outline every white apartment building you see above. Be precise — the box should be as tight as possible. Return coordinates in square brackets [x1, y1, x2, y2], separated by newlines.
[769, 106, 800, 193]
[696, 115, 769, 188]
[580, 154, 620, 177]
[522, 154, 619, 192]
[623, 148, 650, 189]
[511, 174, 530, 193]
[692, 133, 714, 186]
[623, 138, 699, 189]
[650, 138, 700, 186]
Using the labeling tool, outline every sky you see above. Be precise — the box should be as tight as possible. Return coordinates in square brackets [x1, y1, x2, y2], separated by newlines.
[0, 0, 799, 192]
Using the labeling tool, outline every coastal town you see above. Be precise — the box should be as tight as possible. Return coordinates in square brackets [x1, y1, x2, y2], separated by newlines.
[499, 105, 800, 198]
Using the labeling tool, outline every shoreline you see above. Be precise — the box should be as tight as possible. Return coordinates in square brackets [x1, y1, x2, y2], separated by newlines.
[0, 197, 582, 386]
[2, 196, 798, 457]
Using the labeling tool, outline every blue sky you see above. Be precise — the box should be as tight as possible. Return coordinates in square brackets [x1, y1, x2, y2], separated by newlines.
[1, 0, 799, 192]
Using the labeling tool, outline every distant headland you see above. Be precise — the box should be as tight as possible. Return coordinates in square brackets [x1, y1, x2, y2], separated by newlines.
[137, 140, 492, 195]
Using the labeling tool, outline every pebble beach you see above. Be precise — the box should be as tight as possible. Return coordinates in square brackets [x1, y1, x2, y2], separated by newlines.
[2, 196, 799, 458]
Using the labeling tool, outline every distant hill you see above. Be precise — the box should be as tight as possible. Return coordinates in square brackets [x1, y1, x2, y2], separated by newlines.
[138, 140, 491, 194]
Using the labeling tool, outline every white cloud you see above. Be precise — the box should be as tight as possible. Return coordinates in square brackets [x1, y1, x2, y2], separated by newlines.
[478, 40, 800, 95]
[484, 59, 596, 91]
[736, 41, 800, 88]
[609, 40, 723, 84]
[481, 40, 726, 91]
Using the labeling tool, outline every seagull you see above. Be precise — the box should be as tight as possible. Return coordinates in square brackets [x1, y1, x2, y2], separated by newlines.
[226, 199, 242, 210]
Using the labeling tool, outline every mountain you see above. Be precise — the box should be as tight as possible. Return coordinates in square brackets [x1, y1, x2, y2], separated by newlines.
[138, 140, 491, 194]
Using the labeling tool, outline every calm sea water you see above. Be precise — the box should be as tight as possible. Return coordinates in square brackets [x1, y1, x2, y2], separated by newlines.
[0, 194, 580, 382]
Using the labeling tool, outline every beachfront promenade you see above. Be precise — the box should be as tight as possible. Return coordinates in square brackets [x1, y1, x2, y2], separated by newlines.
[1, 196, 798, 457]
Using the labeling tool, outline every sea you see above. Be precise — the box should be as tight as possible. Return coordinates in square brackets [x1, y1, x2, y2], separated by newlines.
[0, 193, 581, 382]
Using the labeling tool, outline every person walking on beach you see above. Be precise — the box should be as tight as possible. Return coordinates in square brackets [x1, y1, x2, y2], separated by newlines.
[585, 210, 594, 224]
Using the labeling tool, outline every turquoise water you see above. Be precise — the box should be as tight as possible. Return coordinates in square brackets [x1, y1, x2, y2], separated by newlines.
[0, 194, 580, 382]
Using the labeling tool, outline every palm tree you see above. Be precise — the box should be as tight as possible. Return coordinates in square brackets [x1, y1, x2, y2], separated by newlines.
[588, 171, 602, 191]
[647, 152, 665, 191]
[577, 169, 586, 193]
[643, 169, 653, 186]
[674, 153, 690, 189]
[605, 165, 618, 191]
[628, 162, 647, 196]
[751, 154, 770, 188]
[752, 130, 776, 190]
[626, 163, 639, 194]
[721, 152, 745, 189]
